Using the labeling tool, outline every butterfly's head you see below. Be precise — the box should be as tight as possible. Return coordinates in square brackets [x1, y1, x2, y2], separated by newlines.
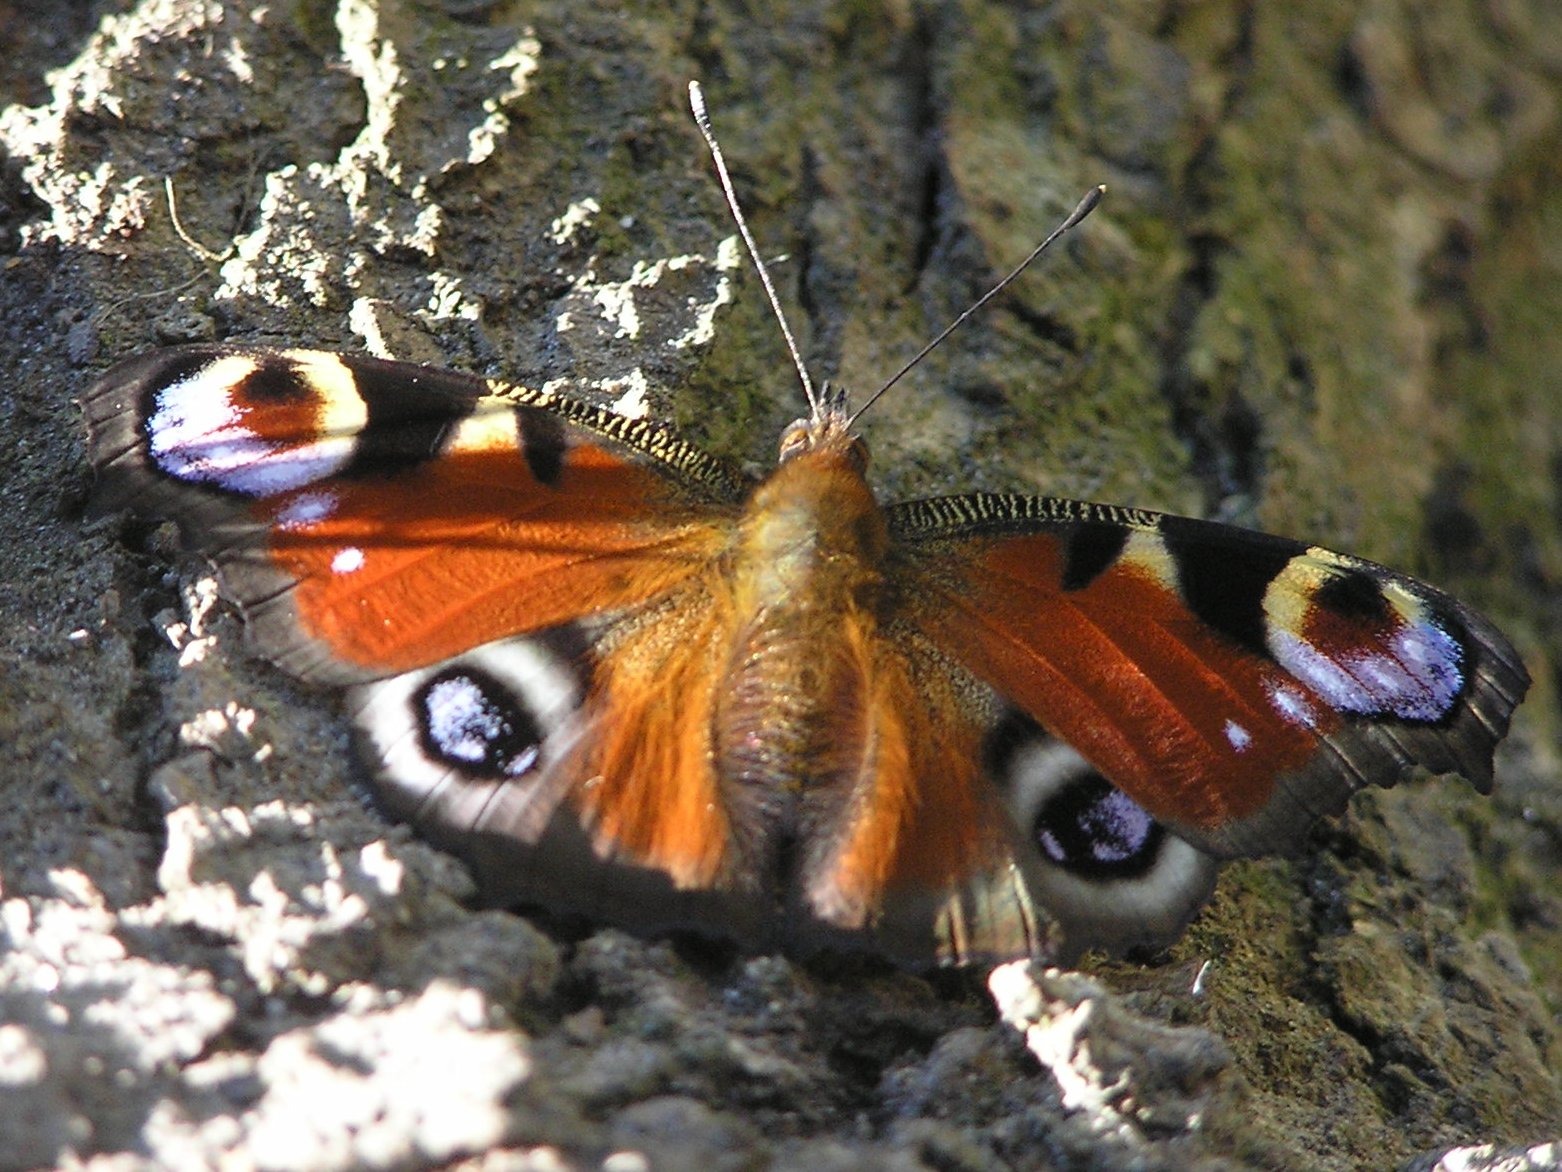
[779, 384, 868, 472]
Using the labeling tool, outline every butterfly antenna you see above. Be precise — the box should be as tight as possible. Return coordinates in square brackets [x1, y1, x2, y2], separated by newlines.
[847, 183, 1105, 428]
[689, 80, 820, 415]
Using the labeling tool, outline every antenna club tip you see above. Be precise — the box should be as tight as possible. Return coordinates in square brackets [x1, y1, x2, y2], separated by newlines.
[1059, 185, 1105, 231]
[688, 80, 707, 118]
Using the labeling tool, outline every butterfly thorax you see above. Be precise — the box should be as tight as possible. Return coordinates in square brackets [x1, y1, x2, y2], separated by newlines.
[712, 441, 890, 814]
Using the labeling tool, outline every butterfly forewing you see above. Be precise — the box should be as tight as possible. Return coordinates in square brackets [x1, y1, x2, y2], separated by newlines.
[85, 345, 807, 946]
[887, 493, 1530, 860]
[84, 346, 750, 684]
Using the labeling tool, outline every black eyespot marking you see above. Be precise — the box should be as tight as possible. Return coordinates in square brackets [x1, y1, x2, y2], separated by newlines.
[247, 359, 315, 403]
[1161, 516, 1307, 656]
[1060, 521, 1130, 591]
[1032, 773, 1163, 881]
[990, 711, 1222, 959]
[518, 407, 568, 486]
[414, 667, 544, 779]
[1313, 568, 1391, 623]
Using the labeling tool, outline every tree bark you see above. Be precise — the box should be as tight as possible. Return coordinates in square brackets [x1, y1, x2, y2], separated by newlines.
[0, 1, 1556, 1167]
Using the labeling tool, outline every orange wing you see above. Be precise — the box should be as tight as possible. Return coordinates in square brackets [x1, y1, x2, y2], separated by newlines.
[888, 494, 1529, 859]
[84, 346, 748, 683]
[784, 621, 1054, 964]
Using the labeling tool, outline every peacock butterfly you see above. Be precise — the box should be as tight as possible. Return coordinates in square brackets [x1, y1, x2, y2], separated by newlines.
[81, 87, 1529, 967]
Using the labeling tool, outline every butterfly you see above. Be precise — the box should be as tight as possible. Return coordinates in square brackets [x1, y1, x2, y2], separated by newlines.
[81, 330, 1530, 966]
[81, 95, 1529, 967]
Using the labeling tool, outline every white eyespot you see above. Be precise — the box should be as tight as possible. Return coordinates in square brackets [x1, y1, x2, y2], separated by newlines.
[1033, 785, 1155, 866]
[350, 635, 584, 799]
[422, 675, 537, 774]
[1388, 622, 1465, 717]
[330, 547, 365, 574]
[993, 723, 1218, 959]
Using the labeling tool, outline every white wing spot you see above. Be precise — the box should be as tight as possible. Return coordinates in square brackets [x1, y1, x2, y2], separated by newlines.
[331, 547, 365, 574]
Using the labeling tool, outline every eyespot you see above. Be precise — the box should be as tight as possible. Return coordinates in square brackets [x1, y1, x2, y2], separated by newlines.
[415, 668, 544, 779]
[348, 632, 586, 822]
[1029, 770, 1164, 879]
[987, 712, 1218, 959]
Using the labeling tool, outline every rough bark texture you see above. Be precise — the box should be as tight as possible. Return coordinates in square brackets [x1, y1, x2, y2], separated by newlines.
[0, 1, 1558, 1169]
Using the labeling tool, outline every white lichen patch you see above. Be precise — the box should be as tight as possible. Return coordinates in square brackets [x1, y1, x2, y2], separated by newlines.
[135, 982, 534, 1172]
[464, 33, 542, 168]
[178, 702, 269, 764]
[248, 983, 529, 1167]
[208, 9, 546, 305]
[216, 166, 344, 308]
[668, 234, 742, 350]
[589, 253, 716, 341]
[604, 369, 652, 419]
[990, 963, 1136, 1141]
[424, 270, 483, 321]
[533, 236, 737, 424]
[989, 962, 1230, 1151]
[0, 0, 223, 248]
[550, 198, 602, 245]
[158, 575, 221, 667]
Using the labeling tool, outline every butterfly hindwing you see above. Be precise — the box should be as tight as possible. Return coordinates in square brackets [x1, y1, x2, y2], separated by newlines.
[345, 586, 1215, 964]
[348, 622, 780, 947]
[346, 609, 1060, 964]
[780, 619, 1052, 963]
[888, 494, 1529, 861]
[785, 625, 1220, 963]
